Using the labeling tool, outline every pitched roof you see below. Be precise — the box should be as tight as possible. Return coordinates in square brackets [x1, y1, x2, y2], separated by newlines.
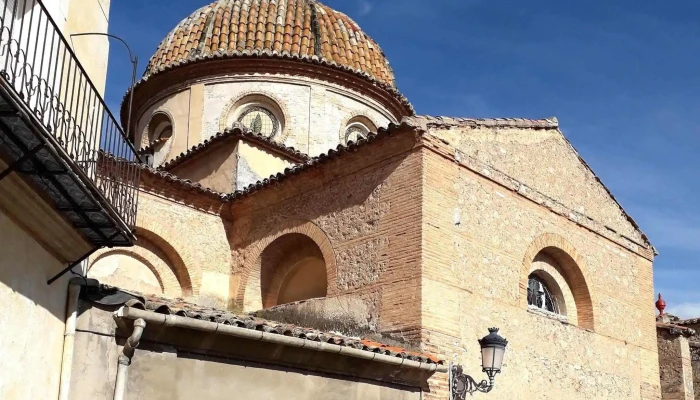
[406, 115, 652, 250]
[99, 153, 230, 202]
[162, 124, 309, 171]
[226, 119, 417, 201]
[93, 285, 442, 366]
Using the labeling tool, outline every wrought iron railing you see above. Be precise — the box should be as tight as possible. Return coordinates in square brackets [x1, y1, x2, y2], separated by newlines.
[0, 0, 140, 228]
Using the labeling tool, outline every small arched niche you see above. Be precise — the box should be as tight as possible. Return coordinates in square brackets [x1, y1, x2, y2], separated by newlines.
[523, 242, 594, 330]
[260, 233, 328, 308]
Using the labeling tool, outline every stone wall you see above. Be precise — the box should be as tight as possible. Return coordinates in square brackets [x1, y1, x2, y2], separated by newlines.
[423, 121, 644, 243]
[419, 134, 659, 399]
[121, 123, 660, 399]
[88, 191, 232, 308]
[657, 328, 695, 400]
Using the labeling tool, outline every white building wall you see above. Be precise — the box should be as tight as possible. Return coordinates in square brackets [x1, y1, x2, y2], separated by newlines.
[0, 210, 70, 400]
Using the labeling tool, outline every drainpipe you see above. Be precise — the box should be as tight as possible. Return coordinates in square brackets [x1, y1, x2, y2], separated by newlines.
[113, 318, 146, 400]
[57, 281, 82, 400]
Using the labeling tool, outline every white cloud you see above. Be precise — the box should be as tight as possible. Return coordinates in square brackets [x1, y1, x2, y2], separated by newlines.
[667, 302, 700, 319]
[358, 0, 373, 16]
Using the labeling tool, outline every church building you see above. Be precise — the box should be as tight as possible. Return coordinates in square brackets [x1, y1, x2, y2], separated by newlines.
[75, 0, 660, 398]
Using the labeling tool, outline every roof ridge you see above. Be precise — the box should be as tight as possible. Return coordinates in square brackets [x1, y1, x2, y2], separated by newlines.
[160, 124, 309, 170]
[406, 115, 559, 129]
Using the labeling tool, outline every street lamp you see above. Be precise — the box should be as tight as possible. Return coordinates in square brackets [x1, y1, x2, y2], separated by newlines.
[450, 328, 508, 399]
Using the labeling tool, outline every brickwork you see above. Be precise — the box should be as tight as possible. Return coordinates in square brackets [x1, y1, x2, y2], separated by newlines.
[89, 238, 184, 297]
[229, 131, 423, 336]
[100, 190, 232, 307]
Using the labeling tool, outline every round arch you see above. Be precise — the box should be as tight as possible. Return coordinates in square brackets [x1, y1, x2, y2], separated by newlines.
[338, 112, 378, 143]
[88, 234, 189, 297]
[520, 233, 595, 330]
[88, 248, 182, 297]
[238, 221, 336, 311]
[219, 91, 289, 141]
[132, 226, 196, 296]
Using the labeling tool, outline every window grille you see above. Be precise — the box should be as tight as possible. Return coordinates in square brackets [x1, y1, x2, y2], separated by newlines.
[237, 106, 279, 138]
[527, 275, 559, 314]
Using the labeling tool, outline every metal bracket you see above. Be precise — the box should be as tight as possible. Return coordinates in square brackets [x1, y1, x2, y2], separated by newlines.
[0, 143, 45, 181]
[450, 362, 494, 398]
[46, 228, 119, 285]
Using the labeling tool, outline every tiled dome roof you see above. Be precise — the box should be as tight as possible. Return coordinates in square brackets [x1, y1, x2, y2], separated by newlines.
[145, 0, 397, 87]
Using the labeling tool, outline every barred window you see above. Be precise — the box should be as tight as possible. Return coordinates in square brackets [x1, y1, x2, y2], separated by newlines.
[527, 275, 559, 314]
[237, 106, 279, 138]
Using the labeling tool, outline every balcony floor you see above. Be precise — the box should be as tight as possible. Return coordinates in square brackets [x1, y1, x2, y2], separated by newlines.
[0, 78, 133, 263]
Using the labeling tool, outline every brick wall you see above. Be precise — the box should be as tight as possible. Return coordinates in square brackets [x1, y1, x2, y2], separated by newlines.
[229, 130, 424, 336]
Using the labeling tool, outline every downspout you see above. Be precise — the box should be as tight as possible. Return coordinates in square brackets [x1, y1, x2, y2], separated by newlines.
[57, 282, 82, 400]
[113, 318, 146, 400]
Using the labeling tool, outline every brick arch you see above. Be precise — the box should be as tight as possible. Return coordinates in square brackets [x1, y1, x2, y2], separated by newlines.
[88, 247, 181, 297]
[520, 233, 595, 330]
[132, 223, 200, 296]
[238, 220, 336, 311]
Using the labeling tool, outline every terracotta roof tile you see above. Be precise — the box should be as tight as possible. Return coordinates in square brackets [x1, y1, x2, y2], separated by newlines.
[100, 286, 443, 365]
[657, 321, 697, 336]
[98, 152, 230, 202]
[143, 0, 396, 87]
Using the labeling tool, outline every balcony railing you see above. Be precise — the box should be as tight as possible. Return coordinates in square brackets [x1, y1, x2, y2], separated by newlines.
[0, 0, 140, 244]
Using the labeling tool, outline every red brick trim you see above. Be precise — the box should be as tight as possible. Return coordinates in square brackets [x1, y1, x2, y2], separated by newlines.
[520, 233, 595, 330]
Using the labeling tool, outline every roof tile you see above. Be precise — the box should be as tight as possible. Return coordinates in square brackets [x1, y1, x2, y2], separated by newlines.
[143, 0, 396, 88]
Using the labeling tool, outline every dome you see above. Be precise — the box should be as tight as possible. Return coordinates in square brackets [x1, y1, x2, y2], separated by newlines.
[144, 0, 397, 88]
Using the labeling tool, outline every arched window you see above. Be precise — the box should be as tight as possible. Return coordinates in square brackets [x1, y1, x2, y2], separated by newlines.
[147, 112, 173, 144]
[345, 122, 369, 142]
[527, 274, 560, 314]
[237, 106, 279, 138]
[221, 94, 286, 141]
[343, 116, 377, 144]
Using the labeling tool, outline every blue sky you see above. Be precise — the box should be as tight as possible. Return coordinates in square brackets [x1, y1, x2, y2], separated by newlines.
[103, 0, 700, 317]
